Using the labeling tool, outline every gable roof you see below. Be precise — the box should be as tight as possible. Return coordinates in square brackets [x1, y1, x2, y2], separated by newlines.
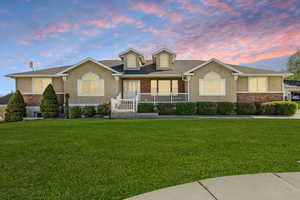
[152, 48, 176, 56]
[184, 58, 242, 74]
[6, 59, 286, 78]
[57, 57, 121, 75]
[119, 48, 144, 57]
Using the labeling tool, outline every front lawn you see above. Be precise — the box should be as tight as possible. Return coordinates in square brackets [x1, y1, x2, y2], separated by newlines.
[1, 118, 300, 199]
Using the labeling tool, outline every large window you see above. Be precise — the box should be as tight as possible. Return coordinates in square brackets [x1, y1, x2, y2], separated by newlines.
[78, 73, 104, 96]
[127, 53, 137, 68]
[151, 80, 178, 95]
[32, 78, 52, 94]
[248, 77, 267, 92]
[160, 53, 169, 68]
[199, 72, 225, 96]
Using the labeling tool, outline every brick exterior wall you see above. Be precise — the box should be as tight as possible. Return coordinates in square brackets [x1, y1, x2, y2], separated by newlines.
[237, 93, 284, 102]
[23, 94, 64, 106]
[122, 78, 185, 93]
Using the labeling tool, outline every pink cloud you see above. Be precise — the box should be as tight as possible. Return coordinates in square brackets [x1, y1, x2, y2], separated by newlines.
[275, 0, 295, 9]
[131, 1, 166, 17]
[33, 21, 72, 40]
[18, 40, 29, 46]
[170, 13, 182, 23]
[112, 13, 144, 28]
[88, 19, 114, 28]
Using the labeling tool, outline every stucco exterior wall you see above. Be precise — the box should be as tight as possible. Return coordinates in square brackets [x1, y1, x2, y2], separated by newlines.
[64, 61, 120, 105]
[16, 77, 32, 93]
[188, 62, 237, 102]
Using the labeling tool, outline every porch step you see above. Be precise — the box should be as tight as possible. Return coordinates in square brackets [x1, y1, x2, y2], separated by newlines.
[111, 112, 159, 119]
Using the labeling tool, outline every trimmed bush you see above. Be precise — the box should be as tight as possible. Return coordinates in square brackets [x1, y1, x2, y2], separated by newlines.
[261, 102, 277, 115]
[254, 102, 263, 115]
[197, 102, 218, 115]
[99, 102, 111, 115]
[82, 106, 96, 117]
[237, 103, 256, 115]
[157, 103, 176, 115]
[138, 103, 154, 113]
[70, 106, 82, 118]
[5, 90, 26, 122]
[273, 101, 298, 116]
[217, 102, 235, 115]
[40, 84, 59, 118]
[175, 102, 197, 115]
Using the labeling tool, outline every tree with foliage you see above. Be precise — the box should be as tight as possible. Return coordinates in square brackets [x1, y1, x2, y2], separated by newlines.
[40, 84, 59, 118]
[5, 90, 26, 122]
[287, 50, 300, 80]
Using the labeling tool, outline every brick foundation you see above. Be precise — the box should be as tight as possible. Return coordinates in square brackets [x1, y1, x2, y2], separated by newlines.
[237, 93, 284, 102]
[23, 94, 64, 106]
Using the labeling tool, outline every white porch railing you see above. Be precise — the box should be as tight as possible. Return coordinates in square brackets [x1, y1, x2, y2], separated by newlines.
[137, 93, 189, 103]
[111, 96, 136, 113]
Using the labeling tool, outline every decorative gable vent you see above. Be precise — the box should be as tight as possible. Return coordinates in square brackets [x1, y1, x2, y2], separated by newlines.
[119, 48, 145, 70]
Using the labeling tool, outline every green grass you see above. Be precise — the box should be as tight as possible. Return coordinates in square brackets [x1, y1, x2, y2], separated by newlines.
[1, 118, 300, 199]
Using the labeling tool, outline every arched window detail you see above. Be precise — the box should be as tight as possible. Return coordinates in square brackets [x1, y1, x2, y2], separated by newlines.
[199, 72, 226, 96]
[78, 72, 104, 96]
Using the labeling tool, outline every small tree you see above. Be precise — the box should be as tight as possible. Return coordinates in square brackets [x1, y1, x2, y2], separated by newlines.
[5, 90, 26, 122]
[287, 50, 300, 80]
[40, 84, 59, 118]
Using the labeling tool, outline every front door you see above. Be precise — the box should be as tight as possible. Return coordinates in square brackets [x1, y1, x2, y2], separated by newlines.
[123, 80, 140, 99]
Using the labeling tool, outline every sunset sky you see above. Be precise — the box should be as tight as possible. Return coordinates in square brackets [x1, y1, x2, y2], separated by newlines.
[0, 0, 300, 94]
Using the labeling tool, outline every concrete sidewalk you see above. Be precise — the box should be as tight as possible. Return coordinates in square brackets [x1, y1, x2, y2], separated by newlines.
[126, 172, 300, 200]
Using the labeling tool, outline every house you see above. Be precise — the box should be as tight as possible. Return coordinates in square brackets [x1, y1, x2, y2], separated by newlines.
[284, 80, 300, 101]
[6, 48, 287, 116]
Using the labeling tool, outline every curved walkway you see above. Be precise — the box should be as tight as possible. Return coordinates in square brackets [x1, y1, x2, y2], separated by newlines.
[126, 172, 300, 200]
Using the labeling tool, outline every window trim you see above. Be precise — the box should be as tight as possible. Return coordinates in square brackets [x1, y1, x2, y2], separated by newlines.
[248, 77, 268, 93]
[32, 78, 52, 94]
[77, 72, 104, 97]
[199, 72, 226, 96]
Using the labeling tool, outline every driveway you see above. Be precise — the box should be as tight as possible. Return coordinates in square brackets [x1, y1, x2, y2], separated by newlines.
[126, 172, 300, 200]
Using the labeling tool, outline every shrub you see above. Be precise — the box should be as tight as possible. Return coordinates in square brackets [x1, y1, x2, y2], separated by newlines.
[40, 84, 59, 118]
[175, 102, 197, 115]
[217, 102, 235, 115]
[99, 102, 111, 115]
[261, 102, 277, 115]
[82, 106, 96, 118]
[272, 101, 298, 116]
[157, 103, 176, 115]
[197, 102, 218, 115]
[236, 103, 256, 115]
[138, 103, 154, 113]
[5, 90, 26, 122]
[70, 106, 82, 118]
[254, 102, 263, 115]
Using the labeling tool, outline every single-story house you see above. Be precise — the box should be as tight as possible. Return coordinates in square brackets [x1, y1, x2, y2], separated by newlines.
[6, 48, 288, 116]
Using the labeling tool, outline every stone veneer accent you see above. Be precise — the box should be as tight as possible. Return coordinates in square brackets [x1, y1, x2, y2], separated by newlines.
[237, 93, 283, 102]
[23, 94, 64, 106]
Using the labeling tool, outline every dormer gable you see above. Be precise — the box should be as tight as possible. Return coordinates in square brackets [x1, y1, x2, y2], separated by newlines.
[152, 48, 176, 70]
[119, 48, 145, 70]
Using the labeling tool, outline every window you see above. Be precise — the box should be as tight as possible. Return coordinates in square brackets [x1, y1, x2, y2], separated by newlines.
[127, 53, 137, 68]
[248, 77, 267, 92]
[160, 53, 169, 68]
[199, 72, 225, 96]
[158, 80, 171, 95]
[78, 73, 104, 96]
[32, 78, 52, 94]
[151, 80, 157, 94]
[150, 80, 179, 95]
[172, 80, 178, 94]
